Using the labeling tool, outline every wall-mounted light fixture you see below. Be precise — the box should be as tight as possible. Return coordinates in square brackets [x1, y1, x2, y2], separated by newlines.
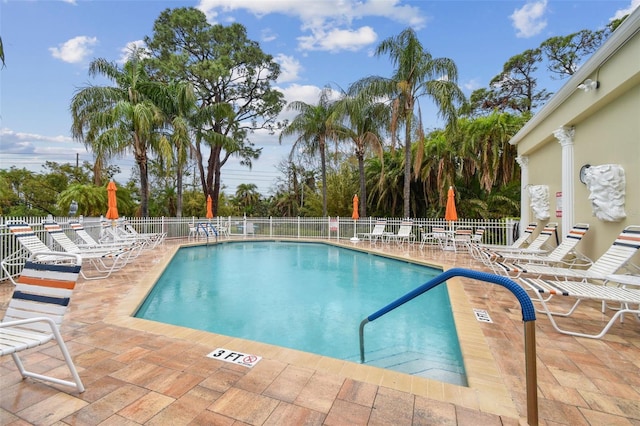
[577, 79, 599, 92]
[68, 200, 78, 216]
[579, 164, 591, 184]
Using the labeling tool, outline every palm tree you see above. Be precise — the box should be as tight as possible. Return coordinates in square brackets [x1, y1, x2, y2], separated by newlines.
[70, 52, 168, 217]
[417, 129, 459, 210]
[460, 112, 524, 191]
[332, 91, 389, 217]
[365, 150, 404, 216]
[280, 87, 337, 217]
[146, 80, 197, 217]
[352, 28, 466, 218]
[235, 183, 260, 215]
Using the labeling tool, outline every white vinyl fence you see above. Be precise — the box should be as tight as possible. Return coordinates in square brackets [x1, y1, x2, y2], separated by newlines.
[0, 215, 520, 282]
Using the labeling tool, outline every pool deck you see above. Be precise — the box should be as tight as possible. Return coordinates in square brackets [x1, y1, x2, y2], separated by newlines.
[1, 237, 639, 425]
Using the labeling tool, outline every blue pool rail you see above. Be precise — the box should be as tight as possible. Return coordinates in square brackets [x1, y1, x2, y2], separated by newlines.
[358, 268, 538, 425]
[196, 222, 218, 241]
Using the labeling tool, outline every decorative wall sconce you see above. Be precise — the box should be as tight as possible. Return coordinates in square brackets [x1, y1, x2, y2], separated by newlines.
[579, 164, 591, 184]
[577, 79, 599, 92]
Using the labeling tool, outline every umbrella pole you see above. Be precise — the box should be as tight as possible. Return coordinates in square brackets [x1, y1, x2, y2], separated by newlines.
[350, 220, 360, 242]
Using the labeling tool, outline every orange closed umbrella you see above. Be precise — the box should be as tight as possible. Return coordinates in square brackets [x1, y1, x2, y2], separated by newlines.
[445, 186, 458, 222]
[206, 195, 213, 219]
[352, 194, 359, 220]
[106, 181, 119, 220]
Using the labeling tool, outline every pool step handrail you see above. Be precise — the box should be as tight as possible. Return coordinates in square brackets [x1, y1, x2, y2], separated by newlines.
[358, 268, 538, 426]
[196, 222, 218, 241]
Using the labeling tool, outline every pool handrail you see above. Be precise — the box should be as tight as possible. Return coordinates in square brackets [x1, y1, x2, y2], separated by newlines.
[196, 222, 218, 240]
[358, 267, 538, 426]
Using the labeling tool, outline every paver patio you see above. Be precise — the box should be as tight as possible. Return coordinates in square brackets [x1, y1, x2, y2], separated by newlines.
[1, 238, 639, 425]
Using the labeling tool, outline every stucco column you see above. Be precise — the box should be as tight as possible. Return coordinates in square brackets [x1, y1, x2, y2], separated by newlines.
[516, 155, 529, 230]
[553, 126, 575, 237]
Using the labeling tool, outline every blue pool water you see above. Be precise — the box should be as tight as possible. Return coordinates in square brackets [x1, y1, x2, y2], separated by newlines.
[135, 241, 467, 385]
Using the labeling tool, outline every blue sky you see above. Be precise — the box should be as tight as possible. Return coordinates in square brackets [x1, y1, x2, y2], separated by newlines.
[0, 0, 637, 195]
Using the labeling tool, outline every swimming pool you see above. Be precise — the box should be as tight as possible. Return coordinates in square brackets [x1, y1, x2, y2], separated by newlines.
[135, 241, 467, 385]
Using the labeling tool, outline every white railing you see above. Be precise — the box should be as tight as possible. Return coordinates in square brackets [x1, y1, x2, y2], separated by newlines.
[0, 215, 519, 281]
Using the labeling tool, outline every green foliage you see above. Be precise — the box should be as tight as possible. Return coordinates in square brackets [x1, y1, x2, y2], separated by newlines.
[233, 183, 261, 216]
[145, 8, 285, 216]
[6, 16, 620, 220]
[352, 27, 466, 217]
[0, 166, 70, 216]
[280, 86, 337, 217]
[57, 183, 107, 217]
[324, 162, 358, 217]
[57, 182, 136, 218]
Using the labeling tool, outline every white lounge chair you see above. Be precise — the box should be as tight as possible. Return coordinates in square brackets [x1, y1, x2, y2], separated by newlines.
[99, 219, 163, 249]
[477, 222, 560, 263]
[121, 218, 166, 244]
[498, 225, 640, 280]
[0, 252, 85, 392]
[69, 220, 145, 252]
[1, 222, 128, 283]
[358, 219, 392, 244]
[43, 221, 138, 266]
[480, 222, 538, 251]
[471, 227, 485, 244]
[485, 223, 591, 273]
[388, 220, 415, 246]
[491, 222, 558, 255]
[519, 276, 640, 339]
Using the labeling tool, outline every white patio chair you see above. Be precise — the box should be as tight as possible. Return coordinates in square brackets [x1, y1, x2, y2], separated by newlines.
[1, 252, 85, 392]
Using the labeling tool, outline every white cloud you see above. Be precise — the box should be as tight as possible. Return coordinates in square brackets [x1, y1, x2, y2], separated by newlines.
[49, 36, 98, 63]
[0, 127, 85, 162]
[277, 83, 323, 119]
[612, 0, 640, 20]
[298, 26, 377, 52]
[1, 128, 73, 146]
[275, 54, 302, 83]
[274, 83, 343, 125]
[510, 0, 548, 38]
[117, 40, 148, 64]
[196, 0, 425, 52]
[261, 28, 277, 42]
[463, 79, 482, 93]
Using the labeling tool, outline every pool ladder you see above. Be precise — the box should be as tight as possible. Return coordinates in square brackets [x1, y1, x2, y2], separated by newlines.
[359, 268, 538, 426]
[196, 222, 218, 242]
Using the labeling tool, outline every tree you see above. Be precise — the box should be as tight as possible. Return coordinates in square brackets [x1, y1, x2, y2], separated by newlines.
[70, 52, 170, 216]
[57, 182, 135, 217]
[333, 91, 389, 217]
[365, 150, 404, 217]
[540, 29, 607, 78]
[489, 49, 551, 113]
[353, 28, 465, 218]
[145, 8, 285, 216]
[280, 87, 337, 217]
[234, 183, 261, 215]
[459, 112, 526, 192]
[145, 79, 197, 217]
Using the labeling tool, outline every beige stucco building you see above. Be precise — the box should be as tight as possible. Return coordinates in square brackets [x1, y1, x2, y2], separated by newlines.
[510, 7, 640, 264]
